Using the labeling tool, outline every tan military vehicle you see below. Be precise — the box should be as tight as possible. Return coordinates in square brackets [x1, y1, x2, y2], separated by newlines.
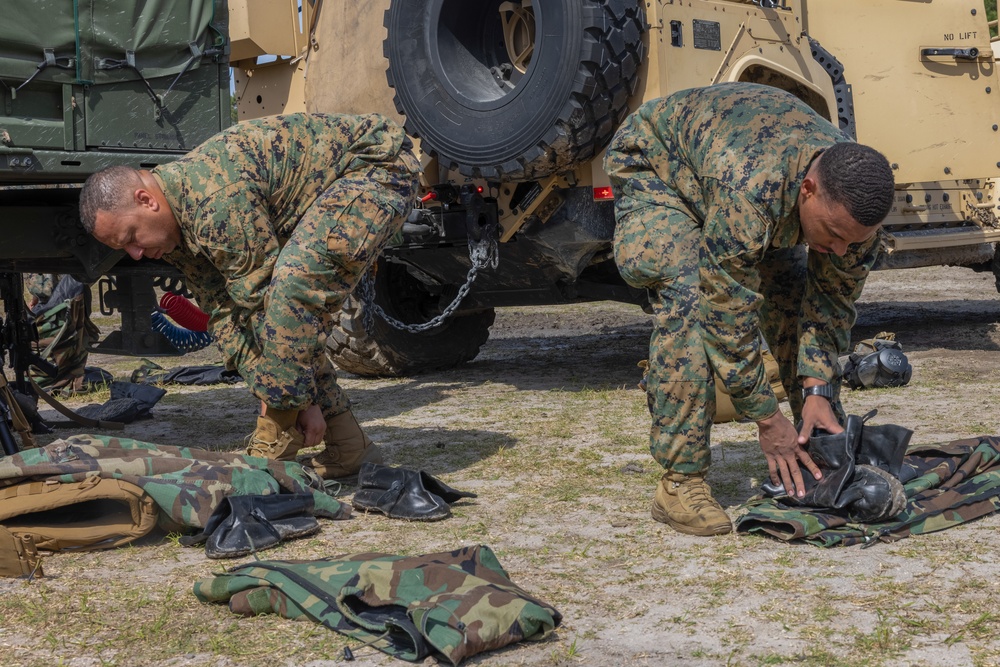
[237, 0, 1000, 375]
[5, 1, 997, 381]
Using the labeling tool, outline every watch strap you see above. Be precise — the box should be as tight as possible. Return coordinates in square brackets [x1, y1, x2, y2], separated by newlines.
[802, 384, 835, 400]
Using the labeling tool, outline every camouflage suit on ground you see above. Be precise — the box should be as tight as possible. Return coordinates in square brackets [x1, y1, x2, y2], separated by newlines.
[0, 434, 350, 527]
[604, 83, 879, 475]
[194, 544, 561, 664]
[157, 113, 420, 416]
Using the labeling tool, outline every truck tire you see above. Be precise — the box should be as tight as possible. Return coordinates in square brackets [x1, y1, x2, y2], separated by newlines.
[992, 244, 1000, 294]
[328, 261, 496, 377]
[383, 0, 645, 181]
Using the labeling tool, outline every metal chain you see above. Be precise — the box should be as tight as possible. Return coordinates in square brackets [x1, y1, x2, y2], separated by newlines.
[360, 232, 499, 334]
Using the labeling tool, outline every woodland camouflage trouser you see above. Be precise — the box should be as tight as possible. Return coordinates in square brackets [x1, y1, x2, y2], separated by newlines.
[217, 174, 405, 416]
[613, 194, 812, 475]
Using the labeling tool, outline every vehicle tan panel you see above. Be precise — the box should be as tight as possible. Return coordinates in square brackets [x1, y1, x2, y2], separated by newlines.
[806, 1, 1000, 183]
[304, 0, 403, 122]
[234, 58, 307, 118]
[229, 0, 306, 61]
[656, 3, 835, 119]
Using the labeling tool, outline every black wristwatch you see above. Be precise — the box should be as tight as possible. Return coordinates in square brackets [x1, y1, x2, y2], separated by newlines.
[802, 384, 835, 401]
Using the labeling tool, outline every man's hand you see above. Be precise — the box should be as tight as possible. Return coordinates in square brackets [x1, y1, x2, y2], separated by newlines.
[757, 411, 822, 498]
[796, 394, 843, 445]
[297, 404, 326, 448]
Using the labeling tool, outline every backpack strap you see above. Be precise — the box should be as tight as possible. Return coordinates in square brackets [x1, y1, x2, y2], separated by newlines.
[29, 377, 124, 430]
[35, 300, 72, 361]
[0, 525, 43, 579]
[0, 375, 38, 450]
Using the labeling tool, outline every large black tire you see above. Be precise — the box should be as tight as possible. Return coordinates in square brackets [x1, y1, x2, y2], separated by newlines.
[383, 0, 645, 181]
[328, 261, 496, 377]
[992, 243, 1000, 294]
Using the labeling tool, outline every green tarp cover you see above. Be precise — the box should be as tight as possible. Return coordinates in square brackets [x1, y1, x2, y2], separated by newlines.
[0, 0, 218, 85]
[736, 436, 1000, 547]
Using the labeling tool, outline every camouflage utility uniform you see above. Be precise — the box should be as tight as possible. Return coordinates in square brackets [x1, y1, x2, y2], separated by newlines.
[604, 83, 879, 475]
[25, 273, 57, 305]
[157, 113, 420, 417]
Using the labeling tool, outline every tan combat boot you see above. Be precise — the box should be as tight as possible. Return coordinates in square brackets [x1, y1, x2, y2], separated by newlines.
[245, 410, 305, 461]
[304, 410, 383, 480]
[651, 472, 733, 536]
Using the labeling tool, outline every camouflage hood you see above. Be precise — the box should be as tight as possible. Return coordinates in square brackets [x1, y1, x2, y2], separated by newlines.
[193, 544, 561, 665]
[0, 434, 349, 530]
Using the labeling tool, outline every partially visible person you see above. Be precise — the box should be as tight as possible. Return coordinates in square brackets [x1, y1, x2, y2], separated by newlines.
[26, 273, 100, 394]
[79, 113, 420, 479]
[605, 83, 894, 536]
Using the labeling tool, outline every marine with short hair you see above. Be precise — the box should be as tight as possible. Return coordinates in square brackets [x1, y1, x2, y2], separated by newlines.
[604, 83, 895, 536]
[80, 113, 420, 479]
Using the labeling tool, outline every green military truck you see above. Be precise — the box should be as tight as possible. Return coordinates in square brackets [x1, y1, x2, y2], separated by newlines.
[0, 0, 230, 367]
[3, 0, 1000, 383]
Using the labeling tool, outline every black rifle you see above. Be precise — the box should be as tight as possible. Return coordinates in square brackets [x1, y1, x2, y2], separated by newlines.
[0, 272, 58, 458]
[0, 391, 18, 456]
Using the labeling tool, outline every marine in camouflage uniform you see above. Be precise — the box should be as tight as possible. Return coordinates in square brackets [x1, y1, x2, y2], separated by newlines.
[25, 273, 57, 306]
[81, 113, 420, 479]
[604, 83, 894, 535]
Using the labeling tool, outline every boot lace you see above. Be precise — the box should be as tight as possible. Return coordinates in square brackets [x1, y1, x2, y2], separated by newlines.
[677, 477, 718, 512]
[244, 432, 270, 457]
[245, 429, 284, 458]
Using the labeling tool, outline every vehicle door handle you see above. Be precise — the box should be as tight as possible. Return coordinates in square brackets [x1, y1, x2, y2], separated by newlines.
[920, 47, 981, 60]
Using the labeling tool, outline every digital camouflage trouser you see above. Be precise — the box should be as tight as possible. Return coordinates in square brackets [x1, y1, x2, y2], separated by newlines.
[217, 173, 407, 416]
[613, 194, 816, 475]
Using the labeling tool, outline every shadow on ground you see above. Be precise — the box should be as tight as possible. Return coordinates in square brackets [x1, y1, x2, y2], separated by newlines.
[854, 299, 1000, 352]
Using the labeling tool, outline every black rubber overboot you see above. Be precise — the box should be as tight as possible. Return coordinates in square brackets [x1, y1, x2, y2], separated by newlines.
[855, 411, 913, 479]
[352, 463, 453, 521]
[181, 493, 320, 559]
[761, 413, 864, 505]
[357, 462, 476, 503]
[837, 464, 907, 523]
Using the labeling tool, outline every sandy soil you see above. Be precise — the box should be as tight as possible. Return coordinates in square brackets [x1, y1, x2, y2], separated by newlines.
[2, 263, 1000, 666]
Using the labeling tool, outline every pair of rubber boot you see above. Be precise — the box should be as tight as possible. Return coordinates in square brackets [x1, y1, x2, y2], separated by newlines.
[760, 410, 912, 522]
[351, 463, 477, 521]
[180, 493, 319, 559]
[245, 408, 382, 480]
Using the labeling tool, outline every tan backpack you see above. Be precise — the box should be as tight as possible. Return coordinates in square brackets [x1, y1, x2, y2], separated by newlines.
[0, 374, 38, 450]
[0, 524, 43, 578]
[0, 476, 159, 576]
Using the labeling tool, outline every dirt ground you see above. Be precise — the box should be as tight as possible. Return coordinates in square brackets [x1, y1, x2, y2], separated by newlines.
[2, 263, 1000, 666]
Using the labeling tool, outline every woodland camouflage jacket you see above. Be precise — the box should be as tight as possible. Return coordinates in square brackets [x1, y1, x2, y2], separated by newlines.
[737, 436, 1000, 546]
[0, 435, 349, 529]
[194, 544, 561, 665]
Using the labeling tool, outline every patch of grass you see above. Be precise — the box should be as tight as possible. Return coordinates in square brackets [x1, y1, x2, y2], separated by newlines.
[9, 296, 1000, 665]
[852, 609, 912, 660]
